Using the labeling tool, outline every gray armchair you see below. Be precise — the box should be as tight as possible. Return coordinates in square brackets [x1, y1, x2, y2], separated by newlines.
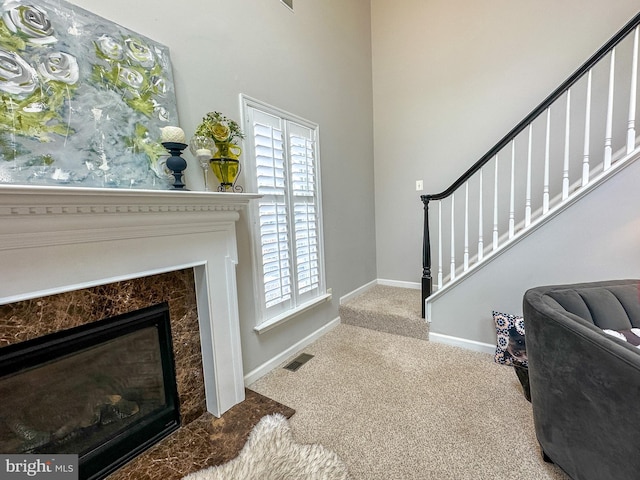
[523, 279, 640, 480]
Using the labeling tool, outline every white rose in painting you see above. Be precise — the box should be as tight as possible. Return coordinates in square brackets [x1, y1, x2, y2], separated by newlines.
[118, 66, 144, 89]
[95, 35, 124, 60]
[156, 107, 169, 122]
[124, 38, 155, 68]
[23, 101, 46, 112]
[3, 3, 56, 45]
[151, 75, 167, 95]
[0, 48, 38, 96]
[38, 51, 79, 85]
[152, 101, 169, 122]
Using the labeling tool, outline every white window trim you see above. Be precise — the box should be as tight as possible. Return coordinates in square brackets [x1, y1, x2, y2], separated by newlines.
[253, 292, 332, 334]
[240, 94, 328, 332]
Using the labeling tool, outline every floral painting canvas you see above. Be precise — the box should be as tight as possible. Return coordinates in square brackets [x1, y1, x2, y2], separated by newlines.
[0, 0, 178, 189]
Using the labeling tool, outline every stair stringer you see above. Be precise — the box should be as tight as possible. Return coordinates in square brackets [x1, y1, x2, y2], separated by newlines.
[426, 149, 640, 350]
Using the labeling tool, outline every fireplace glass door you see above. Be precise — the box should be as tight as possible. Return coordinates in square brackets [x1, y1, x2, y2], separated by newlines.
[0, 303, 180, 480]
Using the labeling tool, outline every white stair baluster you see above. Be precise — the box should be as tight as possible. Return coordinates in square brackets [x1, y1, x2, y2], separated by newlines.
[628, 26, 639, 154]
[562, 90, 571, 199]
[450, 193, 456, 281]
[543, 108, 551, 213]
[478, 169, 484, 262]
[604, 49, 616, 169]
[525, 124, 532, 226]
[437, 201, 443, 289]
[509, 141, 515, 238]
[464, 182, 469, 271]
[493, 157, 499, 250]
[582, 70, 592, 186]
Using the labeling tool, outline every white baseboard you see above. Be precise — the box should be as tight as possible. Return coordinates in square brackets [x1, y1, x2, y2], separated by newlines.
[339, 279, 377, 304]
[377, 278, 421, 290]
[429, 332, 495, 355]
[244, 316, 342, 386]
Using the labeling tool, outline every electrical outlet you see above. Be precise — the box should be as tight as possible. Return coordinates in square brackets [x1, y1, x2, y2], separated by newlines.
[416, 180, 424, 191]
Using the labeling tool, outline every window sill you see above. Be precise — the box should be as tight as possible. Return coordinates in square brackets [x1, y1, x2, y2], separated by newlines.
[254, 292, 332, 335]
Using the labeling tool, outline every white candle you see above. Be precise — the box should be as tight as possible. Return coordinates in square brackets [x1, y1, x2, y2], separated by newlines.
[160, 126, 186, 143]
[196, 148, 212, 159]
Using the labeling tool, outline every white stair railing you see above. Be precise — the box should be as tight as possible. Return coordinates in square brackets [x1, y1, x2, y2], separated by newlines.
[421, 14, 640, 317]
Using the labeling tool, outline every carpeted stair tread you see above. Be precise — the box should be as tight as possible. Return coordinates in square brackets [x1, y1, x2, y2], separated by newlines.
[338, 285, 428, 340]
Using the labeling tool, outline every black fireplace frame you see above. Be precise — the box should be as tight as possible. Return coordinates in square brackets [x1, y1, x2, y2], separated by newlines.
[0, 302, 181, 480]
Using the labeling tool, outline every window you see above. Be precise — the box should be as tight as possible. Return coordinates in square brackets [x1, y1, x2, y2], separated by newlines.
[241, 95, 328, 330]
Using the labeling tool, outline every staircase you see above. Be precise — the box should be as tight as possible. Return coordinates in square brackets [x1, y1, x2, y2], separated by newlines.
[422, 12, 640, 309]
[339, 285, 428, 340]
[417, 12, 640, 350]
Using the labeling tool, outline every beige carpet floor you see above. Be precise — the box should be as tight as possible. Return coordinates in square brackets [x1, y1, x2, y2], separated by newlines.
[249, 324, 570, 480]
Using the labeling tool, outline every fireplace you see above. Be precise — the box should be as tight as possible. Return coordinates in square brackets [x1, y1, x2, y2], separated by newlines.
[0, 303, 180, 480]
[0, 185, 258, 417]
[0, 185, 259, 478]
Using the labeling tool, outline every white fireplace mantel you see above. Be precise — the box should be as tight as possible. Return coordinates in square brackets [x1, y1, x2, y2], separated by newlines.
[0, 184, 259, 417]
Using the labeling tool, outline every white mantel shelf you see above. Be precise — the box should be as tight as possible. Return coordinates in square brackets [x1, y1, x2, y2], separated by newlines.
[0, 185, 260, 252]
[0, 184, 260, 418]
[0, 184, 259, 213]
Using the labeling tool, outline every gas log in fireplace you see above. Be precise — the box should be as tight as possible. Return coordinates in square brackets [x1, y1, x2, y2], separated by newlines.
[0, 303, 180, 480]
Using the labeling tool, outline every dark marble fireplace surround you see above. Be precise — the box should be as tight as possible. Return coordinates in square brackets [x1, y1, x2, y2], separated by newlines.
[0, 271, 206, 478]
[0, 187, 294, 479]
[0, 270, 205, 424]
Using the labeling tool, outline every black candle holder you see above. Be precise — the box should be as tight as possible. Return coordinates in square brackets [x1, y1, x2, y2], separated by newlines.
[162, 142, 189, 190]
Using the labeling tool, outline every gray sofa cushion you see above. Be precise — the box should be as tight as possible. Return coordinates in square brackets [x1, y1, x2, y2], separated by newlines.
[545, 283, 640, 330]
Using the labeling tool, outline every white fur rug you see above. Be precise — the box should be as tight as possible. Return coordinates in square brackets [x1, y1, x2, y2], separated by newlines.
[182, 414, 350, 480]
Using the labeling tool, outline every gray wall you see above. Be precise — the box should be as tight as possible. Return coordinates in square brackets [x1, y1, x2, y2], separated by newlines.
[371, 0, 640, 284]
[71, 0, 377, 375]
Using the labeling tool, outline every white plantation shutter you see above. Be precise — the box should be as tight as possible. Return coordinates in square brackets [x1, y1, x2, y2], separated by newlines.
[260, 201, 291, 308]
[289, 125, 319, 298]
[243, 97, 326, 325]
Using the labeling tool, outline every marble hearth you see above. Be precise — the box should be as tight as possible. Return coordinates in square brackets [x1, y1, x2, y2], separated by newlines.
[0, 185, 259, 418]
